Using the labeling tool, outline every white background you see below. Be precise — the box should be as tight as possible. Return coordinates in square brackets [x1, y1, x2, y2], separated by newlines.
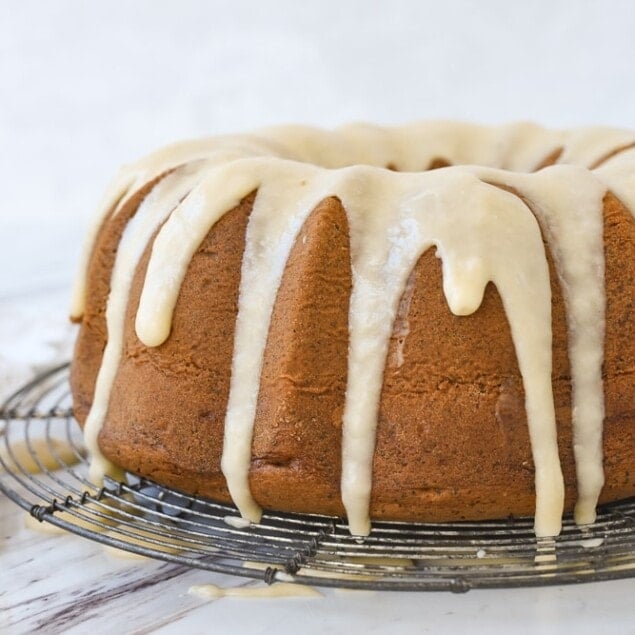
[1, 1, 634, 632]
[2, 0, 635, 298]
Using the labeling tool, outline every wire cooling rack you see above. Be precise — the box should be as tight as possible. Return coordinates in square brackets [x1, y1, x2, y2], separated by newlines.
[1, 363, 633, 592]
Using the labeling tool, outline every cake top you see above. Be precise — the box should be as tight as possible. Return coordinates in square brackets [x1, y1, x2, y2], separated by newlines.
[73, 122, 635, 537]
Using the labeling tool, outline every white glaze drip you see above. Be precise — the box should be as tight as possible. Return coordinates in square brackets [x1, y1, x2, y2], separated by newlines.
[188, 582, 322, 600]
[135, 163, 259, 347]
[336, 171, 562, 536]
[84, 164, 207, 482]
[220, 164, 338, 522]
[70, 170, 133, 320]
[75, 122, 635, 537]
[471, 165, 608, 526]
[596, 147, 635, 217]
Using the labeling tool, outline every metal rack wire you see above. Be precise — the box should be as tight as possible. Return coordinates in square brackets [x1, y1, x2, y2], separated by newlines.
[1, 363, 633, 592]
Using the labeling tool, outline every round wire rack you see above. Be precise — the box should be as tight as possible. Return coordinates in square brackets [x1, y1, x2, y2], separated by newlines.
[1, 363, 633, 592]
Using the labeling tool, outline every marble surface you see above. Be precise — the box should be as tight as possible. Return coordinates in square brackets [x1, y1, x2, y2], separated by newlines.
[1, 1, 634, 632]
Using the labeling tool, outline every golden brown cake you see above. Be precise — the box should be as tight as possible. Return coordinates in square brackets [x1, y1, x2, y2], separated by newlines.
[70, 122, 635, 537]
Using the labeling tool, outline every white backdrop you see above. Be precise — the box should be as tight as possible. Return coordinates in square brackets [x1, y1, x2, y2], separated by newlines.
[1, 0, 635, 297]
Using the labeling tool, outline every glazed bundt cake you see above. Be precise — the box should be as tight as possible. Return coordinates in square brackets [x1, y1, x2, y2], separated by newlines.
[70, 122, 635, 537]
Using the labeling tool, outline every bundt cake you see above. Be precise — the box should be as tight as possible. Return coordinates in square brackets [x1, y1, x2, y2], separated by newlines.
[69, 122, 635, 538]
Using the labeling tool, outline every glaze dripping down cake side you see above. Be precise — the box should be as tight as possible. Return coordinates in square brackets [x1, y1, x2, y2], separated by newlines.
[69, 122, 635, 537]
